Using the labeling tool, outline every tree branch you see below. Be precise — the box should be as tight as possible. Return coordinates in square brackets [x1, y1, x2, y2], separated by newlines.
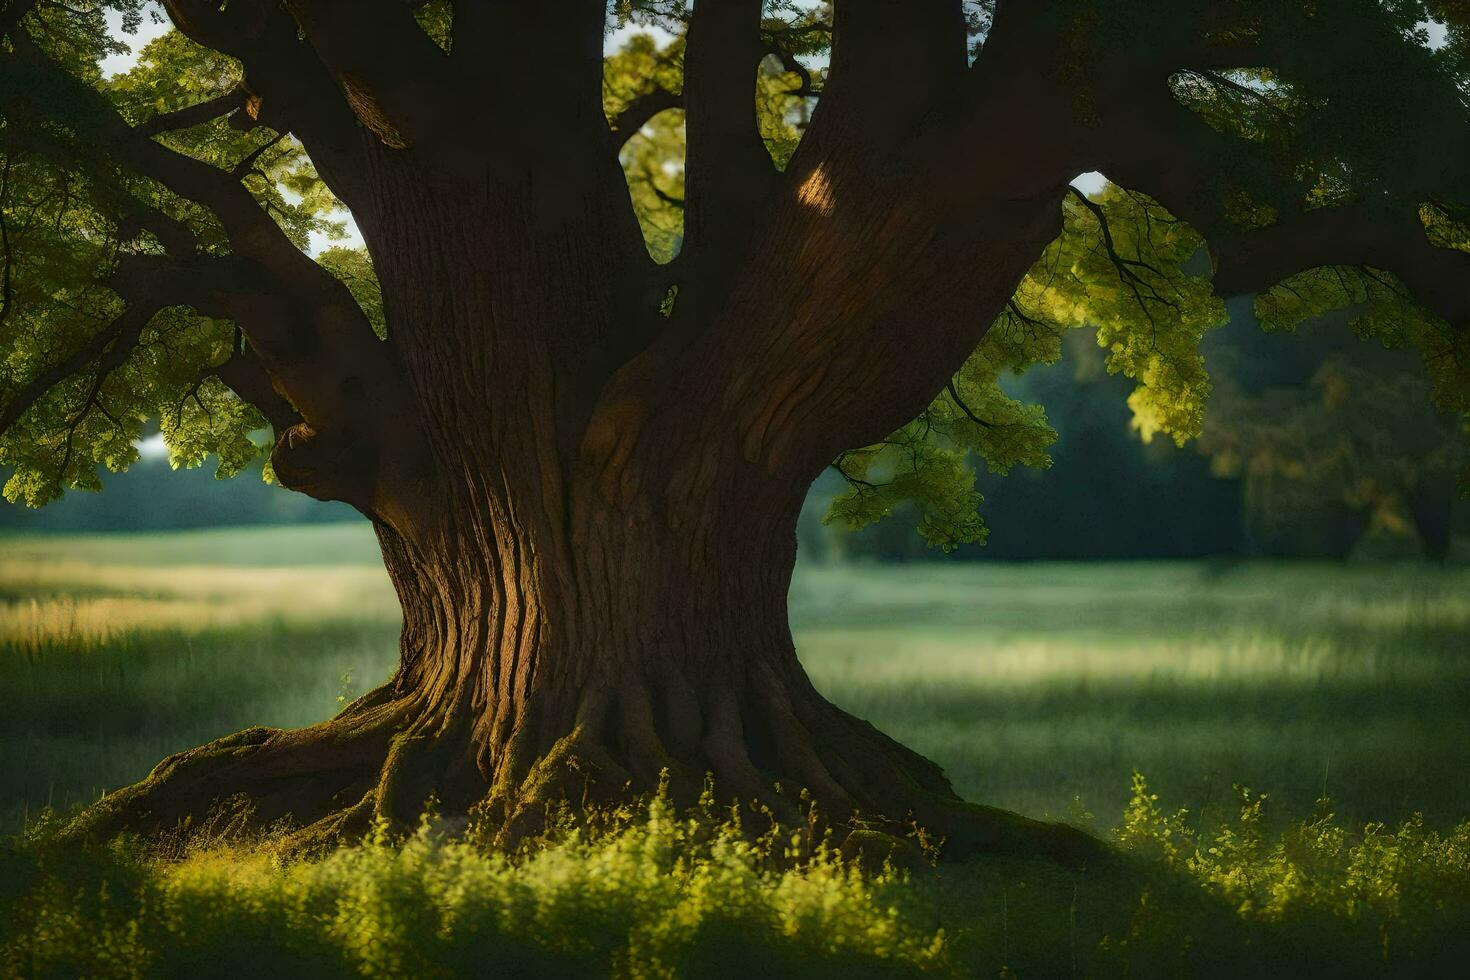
[213, 343, 302, 431]
[1, 29, 423, 510]
[1210, 204, 1470, 328]
[158, 0, 372, 207]
[585, 0, 1064, 492]
[0, 297, 162, 436]
[816, 0, 967, 150]
[229, 130, 288, 181]
[2, 30, 381, 371]
[945, 381, 996, 429]
[281, 0, 455, 151]
[135, 86, 249, 137]
[610, 85, 682, 142]
[1094, 82, 1470, 331]
[764, 39, 819, 99]
[1, 124, 201, 255]
[677, 0, 777, 323]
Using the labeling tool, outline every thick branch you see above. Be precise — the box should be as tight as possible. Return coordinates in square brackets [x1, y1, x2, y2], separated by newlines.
[1095, 83, 1470, 330]
[3, 31, 389, 399]
[586, 0, 1067, 492]
[213, 344, 302, 431]
[1, 125, 200, 255]
[159, 0, 371, 207]
[1211, 205, 1470, 328]
[816, 0, 967, 150]
[284, 1, 454, 151]
[678, 0, 776, 312]
[1, 33, 425, 511]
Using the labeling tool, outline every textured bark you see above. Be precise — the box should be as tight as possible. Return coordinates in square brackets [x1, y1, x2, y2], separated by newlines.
[68, 178, 1094, 864]
[60, 2, 1105, 867]
[72, 474, 1092, 866]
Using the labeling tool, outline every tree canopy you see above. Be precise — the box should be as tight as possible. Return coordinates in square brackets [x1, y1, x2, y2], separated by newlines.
[0, 0, 1467, 543]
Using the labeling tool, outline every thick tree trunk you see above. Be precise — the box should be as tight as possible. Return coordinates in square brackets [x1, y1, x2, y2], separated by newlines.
[66, 98, 1097, 864]
[372, 493, 935, 834]
[68, 454, 1092, 864]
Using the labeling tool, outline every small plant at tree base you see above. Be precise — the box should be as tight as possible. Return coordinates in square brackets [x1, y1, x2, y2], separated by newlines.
[334, 668, 355, 714]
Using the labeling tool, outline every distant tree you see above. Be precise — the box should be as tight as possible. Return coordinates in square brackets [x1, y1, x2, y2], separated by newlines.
[1, 0, 1467, 860]
[1198, 299, 1469, 558]
[828, 329, 1250, 562]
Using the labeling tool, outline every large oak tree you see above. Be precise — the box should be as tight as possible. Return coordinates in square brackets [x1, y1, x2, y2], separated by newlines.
[1, 0, 1467, 860]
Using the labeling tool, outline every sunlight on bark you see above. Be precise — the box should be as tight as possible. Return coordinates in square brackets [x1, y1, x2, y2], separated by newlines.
[797, 164, 836, 215]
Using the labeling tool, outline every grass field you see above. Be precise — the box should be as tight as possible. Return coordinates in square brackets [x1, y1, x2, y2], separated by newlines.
[3, 524, 1470, 834]
[4, 524, 1470, 977]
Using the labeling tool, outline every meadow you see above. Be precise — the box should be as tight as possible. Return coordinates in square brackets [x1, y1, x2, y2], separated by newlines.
[3, 525, 1470, 977]
[3, 524, 1468, 834]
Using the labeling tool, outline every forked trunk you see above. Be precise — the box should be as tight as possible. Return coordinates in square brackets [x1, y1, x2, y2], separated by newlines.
[69, 154, 1094, 865]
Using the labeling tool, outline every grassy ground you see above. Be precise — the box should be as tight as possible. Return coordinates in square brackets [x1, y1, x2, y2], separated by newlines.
[3, 524, 1470, 976]
[3, 525, 1469, 832]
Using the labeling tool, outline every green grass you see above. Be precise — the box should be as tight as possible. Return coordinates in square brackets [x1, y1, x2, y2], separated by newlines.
[3, 526, 1470, 977]
[2, 525, 1469, 835]
[5, 780, 1470, 978]
[793, 560, 1470, 830]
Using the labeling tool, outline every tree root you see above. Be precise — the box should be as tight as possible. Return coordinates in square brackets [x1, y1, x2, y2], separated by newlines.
[60, 684, 407, 850]
[61, 673, 1106, 870]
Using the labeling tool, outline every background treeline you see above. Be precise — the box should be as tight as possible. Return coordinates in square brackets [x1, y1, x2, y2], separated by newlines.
[808, 299, 1468, 562]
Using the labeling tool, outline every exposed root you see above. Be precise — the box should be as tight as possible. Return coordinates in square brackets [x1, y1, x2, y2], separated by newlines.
[62, 671, 1105, 870]
[479, 668, 1107, 869]
[61, 684, 408, 849]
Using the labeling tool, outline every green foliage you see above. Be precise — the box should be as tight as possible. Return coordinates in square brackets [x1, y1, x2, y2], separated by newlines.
[1113, 771, 1470, 962]
[3, 3, 1468, 548]
[605, 23, 822, 264]
[413, 0, 454, 53]
[107, 31, 343, 253]
[1032, 188, 1225, 446]
[825, 184, 1225, 549]
[7, 775, 1470, 978]
[2, 791, 951, 979]
[607, 33, 687, 263]
[1256, 264, 1470, 418]
[0, 12, 347, 505]
[317, 248, 387, 340]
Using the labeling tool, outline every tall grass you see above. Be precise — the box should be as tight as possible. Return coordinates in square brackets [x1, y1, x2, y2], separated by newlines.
[4, 778, 1470, 978]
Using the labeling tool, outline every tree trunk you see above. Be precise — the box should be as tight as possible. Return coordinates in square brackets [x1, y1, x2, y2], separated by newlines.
[66, 104, 1096, 865]
[68, 435, 1091, 864]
